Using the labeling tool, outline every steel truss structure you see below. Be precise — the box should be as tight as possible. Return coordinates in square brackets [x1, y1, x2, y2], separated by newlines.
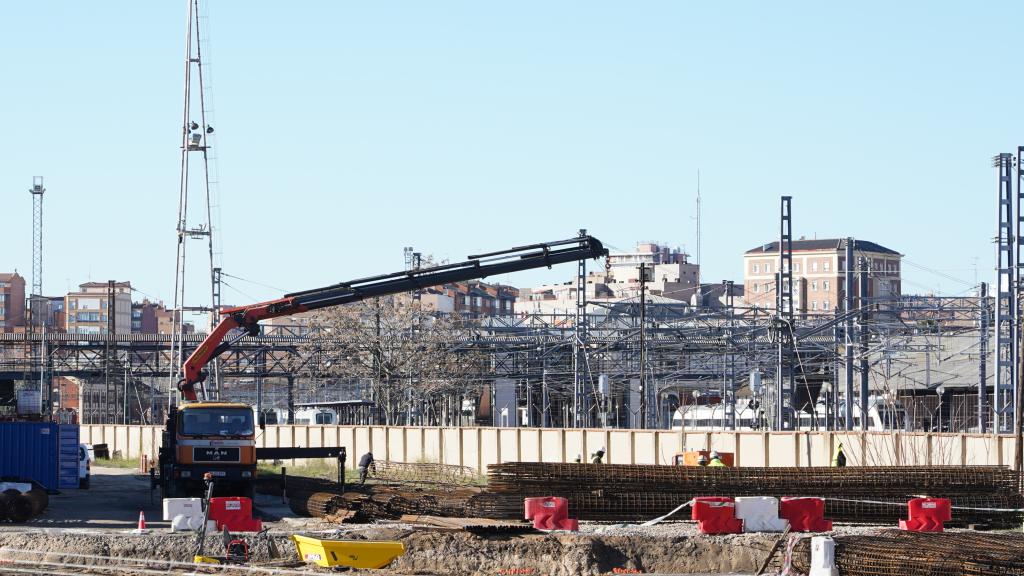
[0, 293, 996, 430]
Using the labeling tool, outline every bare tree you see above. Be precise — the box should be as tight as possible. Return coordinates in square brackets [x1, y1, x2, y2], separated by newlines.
[299, 295, 486, 425]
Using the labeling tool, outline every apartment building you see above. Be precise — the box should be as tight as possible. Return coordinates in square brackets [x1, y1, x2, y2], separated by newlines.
[517, 242, 707, 314]
[0, 273, 26, 333]
[65, 281, 133, 334]
[743, 238, 901, 314]
[444, 281, 517, 317]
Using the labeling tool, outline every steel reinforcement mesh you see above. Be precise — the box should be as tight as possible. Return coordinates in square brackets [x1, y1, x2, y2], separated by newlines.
[479, 463, 1024, 525]
[791, 531, 1024, 576]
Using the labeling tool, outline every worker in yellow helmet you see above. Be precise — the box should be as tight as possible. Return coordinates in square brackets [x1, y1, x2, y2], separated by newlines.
[708, 450, 726, 467]
[831, 442, 847, 467]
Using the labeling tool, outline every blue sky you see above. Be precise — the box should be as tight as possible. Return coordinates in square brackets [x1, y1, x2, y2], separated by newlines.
[1, 2, 1017, 308]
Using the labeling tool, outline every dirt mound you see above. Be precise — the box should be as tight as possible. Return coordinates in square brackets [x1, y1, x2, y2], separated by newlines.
[0, 524, 779, 575]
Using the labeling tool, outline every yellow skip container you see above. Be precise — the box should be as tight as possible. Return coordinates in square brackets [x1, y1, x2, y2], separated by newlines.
[290, 534, 405, 569]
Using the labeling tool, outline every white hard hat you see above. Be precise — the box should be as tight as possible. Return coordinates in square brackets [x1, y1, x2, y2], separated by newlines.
[710, 450, 720, 458]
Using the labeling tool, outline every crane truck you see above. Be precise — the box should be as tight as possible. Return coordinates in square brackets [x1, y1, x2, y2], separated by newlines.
[155, 234, 607, 498]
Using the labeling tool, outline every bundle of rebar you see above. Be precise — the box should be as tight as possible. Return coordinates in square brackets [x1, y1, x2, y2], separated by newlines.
[480, 463, 1024, 525]
[0, 488, 48, 523]
[287, 491, 347, 518]
[791, 530, 1024, 576]
[372, 461, 478, 487]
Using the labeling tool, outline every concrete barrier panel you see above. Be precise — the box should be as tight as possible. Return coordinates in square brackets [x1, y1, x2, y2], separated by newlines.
[480, 428, 500, 469]
[462, 428, 481, 471]
[609, 430, 633, 464]
[965, 435, 995, 466]
[386, 428, 404, 462]
[633, 432, 656, 465]
[498, 429, 519, 463]
[584, 430, 608, 462]
[539, 429, 564, 463]
[564, 430, 584, 463]
[520, 429, 540, 462]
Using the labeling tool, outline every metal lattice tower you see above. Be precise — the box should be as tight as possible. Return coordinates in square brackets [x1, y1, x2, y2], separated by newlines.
[572, 229, 589, 427]
[774, 196, 795, 430]
[843, 237, 856, 430]
[979, 282, 990, 433]
[995, 152, 1015, 433]
[171, 0, 220, 404]
[28, 177, 45, 332]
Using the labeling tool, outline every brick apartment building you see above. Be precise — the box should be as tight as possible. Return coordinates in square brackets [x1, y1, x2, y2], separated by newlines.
[743, 238, 901, 314]
[445, 281, 518, 317]
[0, 273, 26, 333]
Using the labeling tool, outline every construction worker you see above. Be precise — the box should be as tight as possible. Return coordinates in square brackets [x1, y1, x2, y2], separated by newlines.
[708, 450, 726, 467]
[832, 442, 847, 467]
[574, 454, 582, 463]
[591, 447, 605, 464]
[697, 454, 709, 466]
[358, 451, 374, 484]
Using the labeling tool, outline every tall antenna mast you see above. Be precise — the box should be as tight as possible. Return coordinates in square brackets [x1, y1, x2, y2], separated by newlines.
[171, 0, 220, 405]
[696, 170, 701, 304]
[29, 177, 45, 330]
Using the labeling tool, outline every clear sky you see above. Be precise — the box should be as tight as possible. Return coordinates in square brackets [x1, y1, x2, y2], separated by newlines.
[2, 1, 1018, 310]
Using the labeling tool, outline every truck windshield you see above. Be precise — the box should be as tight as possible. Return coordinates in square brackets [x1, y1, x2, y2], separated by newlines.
[179, 408, 254, 437]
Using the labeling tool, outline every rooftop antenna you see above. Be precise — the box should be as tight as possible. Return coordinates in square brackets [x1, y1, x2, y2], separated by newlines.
[171, 0, 221, 404]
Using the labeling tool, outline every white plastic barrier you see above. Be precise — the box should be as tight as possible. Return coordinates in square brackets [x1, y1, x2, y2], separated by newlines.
[735, 496, 788, 532]
[809, 536, 839, 576]
[162, 497, 203, 521]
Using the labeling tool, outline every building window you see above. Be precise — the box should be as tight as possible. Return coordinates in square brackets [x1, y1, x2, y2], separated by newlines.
[811, 262, 818, 272]
[811, 281, 818, 291]
[823, 280, 830, 290]
[765, 263, 772, 274]
[823, 300, 830, 310]
[824, 261, 831, 272]
[794, 263, 801, 273]
[812, 301, 818, 310]
[753, 284, 759, 293]
[753, 264, 759, 274]
[463, 296, 470, 306]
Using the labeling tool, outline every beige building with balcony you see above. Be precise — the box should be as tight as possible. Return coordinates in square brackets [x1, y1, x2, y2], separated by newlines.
[65, 281, 133, 334]
[743, 239, 901, 314]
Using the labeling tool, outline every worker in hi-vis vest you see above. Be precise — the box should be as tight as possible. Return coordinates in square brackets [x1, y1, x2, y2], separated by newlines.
[708, 450, 726, 467]
[832, 442, 847, 467]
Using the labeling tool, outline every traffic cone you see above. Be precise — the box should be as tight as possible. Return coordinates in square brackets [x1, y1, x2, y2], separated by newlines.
[131, 510, 149, 533]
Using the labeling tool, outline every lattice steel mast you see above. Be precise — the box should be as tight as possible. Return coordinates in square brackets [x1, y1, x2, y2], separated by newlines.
[171, 0, 220, 405]
[995, 153, 1016, 432]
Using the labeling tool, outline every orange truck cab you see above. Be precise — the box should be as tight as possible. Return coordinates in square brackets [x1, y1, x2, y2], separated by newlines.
[157, 402, 257, 498]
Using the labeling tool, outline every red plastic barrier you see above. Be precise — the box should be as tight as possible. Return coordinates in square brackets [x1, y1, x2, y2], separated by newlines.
[779, 497, 832, 532]
[524, 497, 569, 521]
[899, 497, 952, 532]
[523, 497, 578, 531]
[208, 497, 263, 533]
[692, 496, 743, 534]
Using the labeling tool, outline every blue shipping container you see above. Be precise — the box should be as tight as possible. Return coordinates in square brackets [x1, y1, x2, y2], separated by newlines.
[0, 422, 80, 491]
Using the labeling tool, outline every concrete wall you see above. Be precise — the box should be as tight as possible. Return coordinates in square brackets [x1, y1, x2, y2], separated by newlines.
[80, 425, 1020, 472]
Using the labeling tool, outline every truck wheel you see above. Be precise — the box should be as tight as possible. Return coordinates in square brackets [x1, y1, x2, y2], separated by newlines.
[79, 475, 90, 490]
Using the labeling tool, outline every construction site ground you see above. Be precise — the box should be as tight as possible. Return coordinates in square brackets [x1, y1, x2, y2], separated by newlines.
[0, 466, 953, 575]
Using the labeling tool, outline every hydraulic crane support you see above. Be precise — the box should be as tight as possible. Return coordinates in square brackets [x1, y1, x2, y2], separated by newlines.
[178, 235, 608, 400]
